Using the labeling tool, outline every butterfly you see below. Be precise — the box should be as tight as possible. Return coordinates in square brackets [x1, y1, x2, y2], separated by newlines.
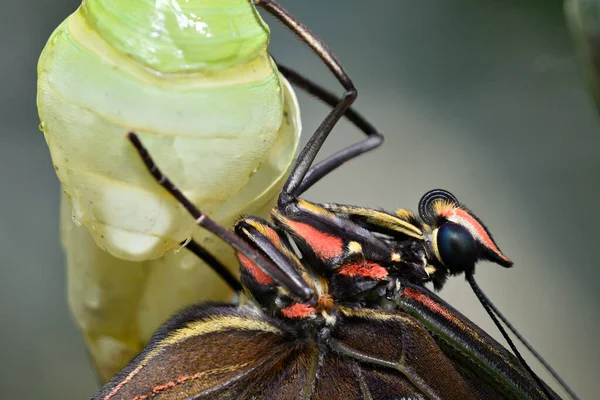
[90, 1, 576, 398]
[91, 131, 562, 400]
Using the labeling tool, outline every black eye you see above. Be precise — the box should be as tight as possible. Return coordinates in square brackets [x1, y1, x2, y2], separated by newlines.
[435, 223, 477, 272]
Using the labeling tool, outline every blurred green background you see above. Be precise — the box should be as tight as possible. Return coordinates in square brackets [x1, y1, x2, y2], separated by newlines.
[1, 0, 597, 398]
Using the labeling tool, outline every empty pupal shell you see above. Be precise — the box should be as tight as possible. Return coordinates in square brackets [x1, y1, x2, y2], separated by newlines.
[38, 0, 294, 261]
[37, 0, 302, 381]
[61, 75, 301, 382]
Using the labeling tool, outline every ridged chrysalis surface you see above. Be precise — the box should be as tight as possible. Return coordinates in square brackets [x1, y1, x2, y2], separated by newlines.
[37, 0, 302, 380]
[37, 0, 292, 260]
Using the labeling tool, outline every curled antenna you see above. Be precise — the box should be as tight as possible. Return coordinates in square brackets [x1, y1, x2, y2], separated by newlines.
[418, 189, 459, 225]
[466, 273, 579, 400]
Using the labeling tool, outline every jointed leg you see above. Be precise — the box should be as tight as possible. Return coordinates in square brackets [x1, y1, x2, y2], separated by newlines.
[253, 0, 359, 203]
[278, 65, 384, 196]
[127, 132, 314, 303]
[185, 239, 242, 292]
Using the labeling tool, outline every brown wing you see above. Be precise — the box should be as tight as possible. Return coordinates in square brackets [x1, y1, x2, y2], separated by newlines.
[93, 303, 455, 400]
[93, 302, 542, 399]
[311, 352, 426, 400]
[328, 307, 480, 400]
[91, 304, 317, 400]
[396, 285, 560, 400]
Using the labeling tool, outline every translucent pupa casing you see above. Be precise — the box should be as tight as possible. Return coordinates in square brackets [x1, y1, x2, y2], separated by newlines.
[37, 0, 297, 260]
[37, 0, 301, 380]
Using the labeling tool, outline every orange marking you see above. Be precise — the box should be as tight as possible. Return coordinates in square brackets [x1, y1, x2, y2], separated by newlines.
[131, 360, 253, 400]
[435, 201, 456, 219]
[104, 364, 144, 400]
[124, 361, 254, 399]
[263, 227, 281, 248]
[281, 303, 316, 319]
[285, 220, 343, 260]
[454, 208, 511, 263]
[403, 287, 466, 330]
[338, 261, 388, 280]
[131, 371, 210, 400]
[436, 202, 511, 263]
[237, 253, 274, 285]
[402, 286, 512, 365]
[317, 294, 335, 313]
[246, 220, 281, 248]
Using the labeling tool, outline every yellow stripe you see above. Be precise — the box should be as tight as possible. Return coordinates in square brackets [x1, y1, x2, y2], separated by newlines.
[244, 219, 277, 241]
[161, 315, 281, 347]
[395, 208, 416, 222]
[348, 241, 363, 253]
[431, 227, 445, 266]
[142, 315, 281, 362]
[338, 307, 420, 328]
[109, 314, 280, 396]
[297, 199, 336, 217]
[325, 204, 423, 239]
[147, 315, 280, 364]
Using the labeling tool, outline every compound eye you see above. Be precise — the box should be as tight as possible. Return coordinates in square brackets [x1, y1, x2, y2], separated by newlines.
[435, 223, 477, 272]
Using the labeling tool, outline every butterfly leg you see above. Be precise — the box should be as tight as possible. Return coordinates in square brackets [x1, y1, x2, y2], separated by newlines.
[184, 239, 243, 292]
[127, 132, 314, 303]
[277, 64, 383, 197]
[253, 0, 358, 204]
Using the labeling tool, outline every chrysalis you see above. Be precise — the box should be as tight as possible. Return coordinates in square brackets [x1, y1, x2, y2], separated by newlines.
[37, 0, 301, 380]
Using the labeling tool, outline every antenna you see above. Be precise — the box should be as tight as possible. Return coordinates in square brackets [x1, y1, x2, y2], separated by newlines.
[466, 273, 579, 400]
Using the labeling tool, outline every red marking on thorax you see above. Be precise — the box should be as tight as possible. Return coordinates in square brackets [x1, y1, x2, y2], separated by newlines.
[281, 303, 316, 319]
[454, 208, 511, 262]
[338, 261, 388, 280]
[237, 253, 274, 285]
[285, 220, 343, 260]
[403, 287, 463, 328]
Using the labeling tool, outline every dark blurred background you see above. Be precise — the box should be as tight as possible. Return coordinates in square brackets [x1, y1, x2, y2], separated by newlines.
[1, 0, 597, 398]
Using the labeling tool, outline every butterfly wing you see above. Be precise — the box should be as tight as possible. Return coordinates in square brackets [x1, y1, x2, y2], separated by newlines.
[395, 284, 560, 399]
[327, 307, 479, 399]
[92, 301, 559, 399]
[91, 304, 314, 400]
